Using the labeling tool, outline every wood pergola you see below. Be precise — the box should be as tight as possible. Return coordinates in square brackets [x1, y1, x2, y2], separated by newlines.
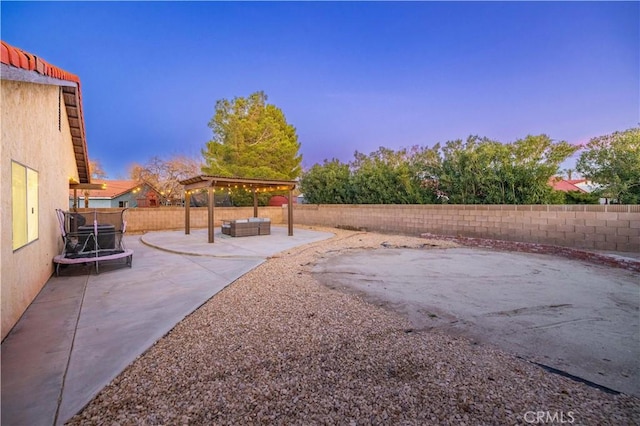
[69, 181, 106, 210]
[179, 175, 297, 243]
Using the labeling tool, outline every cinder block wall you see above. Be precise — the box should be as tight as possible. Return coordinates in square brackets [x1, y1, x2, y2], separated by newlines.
[76, 205, 639, 252]
[294, 204, 640, 253]
[76, 206, 286, 233]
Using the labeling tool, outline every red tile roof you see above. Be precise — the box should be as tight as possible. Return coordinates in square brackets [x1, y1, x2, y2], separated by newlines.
[1, 41, 80, 83]
[549, 177, 586, 192]
[69, 180, 164, 200]
[69, 180, 139, 199]
[1, 41, 90, 183]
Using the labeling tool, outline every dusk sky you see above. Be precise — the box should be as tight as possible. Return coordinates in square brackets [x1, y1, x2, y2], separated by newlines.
[2, 2, 638, 179]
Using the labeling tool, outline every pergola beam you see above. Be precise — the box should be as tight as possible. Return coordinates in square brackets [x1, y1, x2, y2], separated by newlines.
[181, 175, 296, 191]
[69, 183, 105, 190]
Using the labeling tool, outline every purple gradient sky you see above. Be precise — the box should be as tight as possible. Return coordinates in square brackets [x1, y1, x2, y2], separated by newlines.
[2, 1, 638, 178]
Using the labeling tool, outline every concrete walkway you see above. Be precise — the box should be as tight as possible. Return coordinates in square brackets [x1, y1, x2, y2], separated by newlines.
[1, 226, 333, 426]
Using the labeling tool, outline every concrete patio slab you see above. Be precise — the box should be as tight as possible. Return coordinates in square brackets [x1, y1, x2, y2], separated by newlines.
[140, 225, 335, 258]
[1, 226, 333, 426]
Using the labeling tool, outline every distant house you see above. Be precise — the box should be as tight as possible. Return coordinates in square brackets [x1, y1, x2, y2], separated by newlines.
[549, 177, 609, 204]
[566, 178, 601, 194]
[70, 179, 164, 208]
[1, 41, 94, 339]
[548, 177, 586, 193]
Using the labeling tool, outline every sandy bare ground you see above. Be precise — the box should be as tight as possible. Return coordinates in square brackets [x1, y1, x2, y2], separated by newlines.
[68, 228, 640, 425]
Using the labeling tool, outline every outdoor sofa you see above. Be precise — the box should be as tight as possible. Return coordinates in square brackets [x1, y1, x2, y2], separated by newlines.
[221, 218, 271, 237]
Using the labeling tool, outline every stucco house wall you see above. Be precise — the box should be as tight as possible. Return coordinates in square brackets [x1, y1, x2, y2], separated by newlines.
[1, 41, 91, 340]
[1, 80, 80, 338]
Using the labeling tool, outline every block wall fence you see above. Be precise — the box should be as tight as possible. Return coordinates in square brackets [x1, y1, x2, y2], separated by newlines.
[77, 204, 640, 253]
[294, 204, 640, 253]
[75, 207, 286, 233]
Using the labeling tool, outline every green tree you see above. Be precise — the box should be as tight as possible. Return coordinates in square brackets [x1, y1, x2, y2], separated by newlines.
[576, 128, 640, 204]
[508, 135, 577, 204]
[436, 136, 494, 204]
[302, 134, 577, 205]
[202, 91, 302, 180]
[300, 159, 353, 204]
[408, 144, 443, 203]
[414, 135, 577, 204]
[301, 147, 433, 205]
[563, 190, 600, 204]
[350, 148, 426, 204]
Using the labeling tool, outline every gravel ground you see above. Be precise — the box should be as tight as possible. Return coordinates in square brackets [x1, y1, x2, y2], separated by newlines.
[68, 228, 640, 425]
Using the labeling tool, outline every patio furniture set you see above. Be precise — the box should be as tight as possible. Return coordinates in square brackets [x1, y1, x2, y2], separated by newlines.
[221, 217, 271, 237]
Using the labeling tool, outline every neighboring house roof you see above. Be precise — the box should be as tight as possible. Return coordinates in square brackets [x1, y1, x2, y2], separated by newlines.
[1, 41, 90, 183]
[566, 178, 601, 193]
[549, 177, 586, 193]
[70, 180, 161, 199]
[70, 180, 135, 199]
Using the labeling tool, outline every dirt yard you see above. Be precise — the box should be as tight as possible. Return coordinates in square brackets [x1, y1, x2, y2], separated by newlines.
[68, 228, 640, 425]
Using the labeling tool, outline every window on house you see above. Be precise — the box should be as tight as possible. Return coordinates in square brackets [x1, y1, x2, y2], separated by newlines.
[119, 201, 129, 208]
[12, 161, 39, 250]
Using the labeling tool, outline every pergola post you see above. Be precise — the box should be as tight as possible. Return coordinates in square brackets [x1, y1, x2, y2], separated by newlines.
[208, 187, 215, 243]
[185, 191, 191, 235]
[288, 188, 294, 236]
[69, 182, 106, 211]
[253, 188, 258, 218]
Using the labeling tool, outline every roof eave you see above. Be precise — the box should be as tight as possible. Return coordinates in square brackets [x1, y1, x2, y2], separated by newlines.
[1, 42, 90, 184]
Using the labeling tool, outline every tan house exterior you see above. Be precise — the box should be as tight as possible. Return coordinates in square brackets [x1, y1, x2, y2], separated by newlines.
[1, 41, 91, 339]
